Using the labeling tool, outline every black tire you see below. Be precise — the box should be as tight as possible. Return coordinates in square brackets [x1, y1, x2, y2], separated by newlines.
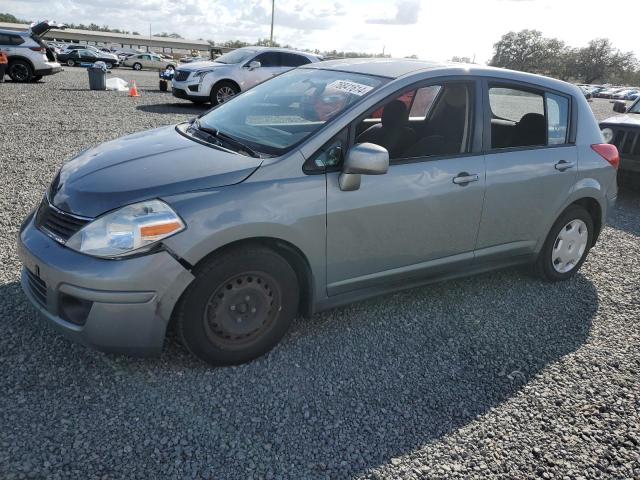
[105, 62, 113, 69]
[534, 205, 594, 282]
[210, 80, 239, 105]
[133, 62, 142, 71]
[166, 64, 175, 71]
[66, 59, 75, 67]
[175, 246, 299, 366]
[8, 60, 34, 82]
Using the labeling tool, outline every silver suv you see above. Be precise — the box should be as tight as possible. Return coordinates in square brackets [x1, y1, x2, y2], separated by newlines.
[171, 46, 321, 105]
[0, 21, 64, 82]
[18, 59, 619, 366]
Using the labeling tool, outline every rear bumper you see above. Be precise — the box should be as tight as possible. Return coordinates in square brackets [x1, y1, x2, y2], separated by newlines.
[35, 62, 62, 76]
[17, 214, 194, 356]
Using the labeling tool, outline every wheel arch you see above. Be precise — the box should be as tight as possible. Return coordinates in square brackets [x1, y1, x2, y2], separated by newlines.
[171, 236, 314, 323]
[7, 55, 35, 70]
[569, 197, 603, 246]
[211, 78, 241, 94]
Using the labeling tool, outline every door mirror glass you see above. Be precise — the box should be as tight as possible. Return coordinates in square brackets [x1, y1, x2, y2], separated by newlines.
[248, 60, 261, 70]
[613, 100, 627, 114]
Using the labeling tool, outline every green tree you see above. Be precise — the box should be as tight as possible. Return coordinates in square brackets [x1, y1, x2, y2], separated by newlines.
[574, 38, 637, 84]
[489, 30, 567, 76]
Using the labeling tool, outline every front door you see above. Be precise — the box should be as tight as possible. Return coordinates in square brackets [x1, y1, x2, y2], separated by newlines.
[326, 80, 486, 295]
[476, 83, 578, 259]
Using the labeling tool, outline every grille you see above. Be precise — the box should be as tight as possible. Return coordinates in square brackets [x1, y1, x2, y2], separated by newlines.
[174, 70, 190, 81]
[25, 268, 47, 308]
[35, 198, 91, 243]
[609, 127, 640, 159]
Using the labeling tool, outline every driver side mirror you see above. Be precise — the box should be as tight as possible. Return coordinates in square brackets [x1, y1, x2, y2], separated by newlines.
[613, 100, 627, 114]
[247, 60, 261, 70]
[339, 143, 389, 191]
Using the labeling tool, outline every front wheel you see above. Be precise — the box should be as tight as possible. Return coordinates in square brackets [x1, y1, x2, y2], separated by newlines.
[535, 205, 593, 281]
[175, 246, 299, 366]
[133, 62, 142, 71]
[66, 59, 75, 67]
[210, 81, 239, 105]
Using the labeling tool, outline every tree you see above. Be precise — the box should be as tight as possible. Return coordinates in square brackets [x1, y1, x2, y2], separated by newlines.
[574, 38, 637, 84]
[489, 30, 567, 76]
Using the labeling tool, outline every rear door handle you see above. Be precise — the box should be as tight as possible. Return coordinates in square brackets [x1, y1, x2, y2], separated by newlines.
[555, 160, 576, 171]
[453, 173, 479, 185]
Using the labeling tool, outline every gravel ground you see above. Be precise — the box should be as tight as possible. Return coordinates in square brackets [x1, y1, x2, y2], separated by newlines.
[0, 70, 639, 479]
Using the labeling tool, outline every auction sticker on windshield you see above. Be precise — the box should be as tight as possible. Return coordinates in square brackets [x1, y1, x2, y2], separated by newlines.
[327, 80, 374, 96]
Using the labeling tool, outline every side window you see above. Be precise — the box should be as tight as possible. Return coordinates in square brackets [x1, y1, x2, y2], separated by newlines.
[0, 34, 24, 45]
[281, 53, 310, 67]
[254, 52, 280, 68]
[304, 129, 348, 173]
[547, 93, 570, 145]
[355, 82, 472, 161]
[0, 34, 10, 45]
[489, 86, 546, 149]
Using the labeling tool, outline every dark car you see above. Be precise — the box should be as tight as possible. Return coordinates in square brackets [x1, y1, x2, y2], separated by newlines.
[57, 49, 119, 68]
[600, 98, 640, 187]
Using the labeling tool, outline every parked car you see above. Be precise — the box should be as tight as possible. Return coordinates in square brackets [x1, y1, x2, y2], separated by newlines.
[18, 59, 619, 366]
[598, 88, 626, 99]
[179, 55, 208, 64]
[122, 53, 176, 71]
[57, 49, 120, 68]
[172, 46, 322, 105]
[611, 89, 639, 100]
[600, 98, 640, 187]
[0, 20, 64, 82]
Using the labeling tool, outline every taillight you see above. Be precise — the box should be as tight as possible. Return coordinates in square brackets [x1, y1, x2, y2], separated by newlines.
[591, 143, 620, 170]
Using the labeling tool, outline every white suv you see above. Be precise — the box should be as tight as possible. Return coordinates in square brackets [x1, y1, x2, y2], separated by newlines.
[0, 21, 64, 82]
[171, 46, 321, 105]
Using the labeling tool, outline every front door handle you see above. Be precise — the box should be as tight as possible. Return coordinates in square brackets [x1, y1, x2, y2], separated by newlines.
[453, 173, 479, 185]
[555, 160, 576, 171]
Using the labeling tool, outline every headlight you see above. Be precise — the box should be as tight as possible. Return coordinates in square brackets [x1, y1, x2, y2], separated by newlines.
[66, 199, 185, 258]
[601, 127, 614, 144]
[193, 69, 217, 82]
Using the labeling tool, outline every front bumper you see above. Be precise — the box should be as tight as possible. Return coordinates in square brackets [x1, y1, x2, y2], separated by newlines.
[17, 214, 194, 356]
[172, 83, 207, 101]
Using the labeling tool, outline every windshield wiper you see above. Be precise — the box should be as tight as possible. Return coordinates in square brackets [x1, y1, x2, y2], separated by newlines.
[192, 119, 261, 158]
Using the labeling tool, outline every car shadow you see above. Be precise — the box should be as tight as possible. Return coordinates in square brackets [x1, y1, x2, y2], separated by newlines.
[136, 102, 210, 115]
[609, 186, 640, 236]
[0, 266, 598, 477]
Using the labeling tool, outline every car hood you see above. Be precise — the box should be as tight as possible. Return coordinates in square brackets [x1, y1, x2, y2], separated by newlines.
[177, 61, 227, 71]
[600, 114, 640, 127]
[49, 125, 262, 218]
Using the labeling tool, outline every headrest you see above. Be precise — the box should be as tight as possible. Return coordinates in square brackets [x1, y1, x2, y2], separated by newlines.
[382, 99, 408, 126]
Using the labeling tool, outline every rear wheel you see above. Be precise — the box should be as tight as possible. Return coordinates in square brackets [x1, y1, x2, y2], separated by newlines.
[8, 60, 34, 82]
[133, 62, 142, 71]
[175, 246, 299, 366]
[210, 81, 239, 105]
[66, 59, 75, 67]
[535, 205, 593, 281]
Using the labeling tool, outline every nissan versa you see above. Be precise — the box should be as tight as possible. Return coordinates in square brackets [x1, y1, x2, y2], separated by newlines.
[18, 59, 619, 366]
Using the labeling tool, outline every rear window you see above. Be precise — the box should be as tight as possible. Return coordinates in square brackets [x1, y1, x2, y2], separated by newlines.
[0, 33, 25, 45]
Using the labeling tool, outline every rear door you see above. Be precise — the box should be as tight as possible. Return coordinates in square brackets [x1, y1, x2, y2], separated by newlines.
[0, 32, 26, 58]
[476, 81, 577, 260]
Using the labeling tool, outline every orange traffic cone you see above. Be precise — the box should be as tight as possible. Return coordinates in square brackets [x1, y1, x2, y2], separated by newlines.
[129, 80, 140, 97]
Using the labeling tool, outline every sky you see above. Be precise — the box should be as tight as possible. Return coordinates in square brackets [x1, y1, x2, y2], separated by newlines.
[4, 0, 640, 63]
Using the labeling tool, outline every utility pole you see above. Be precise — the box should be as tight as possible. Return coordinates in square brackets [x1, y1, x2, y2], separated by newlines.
[270, 0, 275, 46]
[148, 23, 151, 52]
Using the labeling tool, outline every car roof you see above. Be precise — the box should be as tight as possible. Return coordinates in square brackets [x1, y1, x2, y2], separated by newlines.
[239, 45, 321, 59]
[303, 58, 579, 95]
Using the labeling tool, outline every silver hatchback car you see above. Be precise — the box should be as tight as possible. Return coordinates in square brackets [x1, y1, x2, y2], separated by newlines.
[18, 59, 619, 366]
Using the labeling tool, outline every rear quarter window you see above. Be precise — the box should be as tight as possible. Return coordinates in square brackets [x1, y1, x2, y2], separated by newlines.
[0, 33, 25, 45]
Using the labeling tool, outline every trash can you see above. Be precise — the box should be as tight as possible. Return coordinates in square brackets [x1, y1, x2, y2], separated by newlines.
[88, 61, 108, 90]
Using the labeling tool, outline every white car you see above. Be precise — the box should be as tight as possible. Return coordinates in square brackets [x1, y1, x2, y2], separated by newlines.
[0, 20, 64, 82]
[171, 46, 322, 105]
[122, 53, 176, 71]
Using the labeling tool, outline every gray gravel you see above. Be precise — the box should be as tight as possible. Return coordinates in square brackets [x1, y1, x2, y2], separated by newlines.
[0, 70, 639, 479]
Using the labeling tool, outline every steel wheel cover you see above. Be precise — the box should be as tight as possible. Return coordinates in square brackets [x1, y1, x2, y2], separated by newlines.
[552, 219, 588, 273]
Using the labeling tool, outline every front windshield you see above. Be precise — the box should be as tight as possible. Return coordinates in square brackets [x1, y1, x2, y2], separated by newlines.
[628, 99, 640, 113]
[195, 68, 388, 156]
[215, 48, 256, 65]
